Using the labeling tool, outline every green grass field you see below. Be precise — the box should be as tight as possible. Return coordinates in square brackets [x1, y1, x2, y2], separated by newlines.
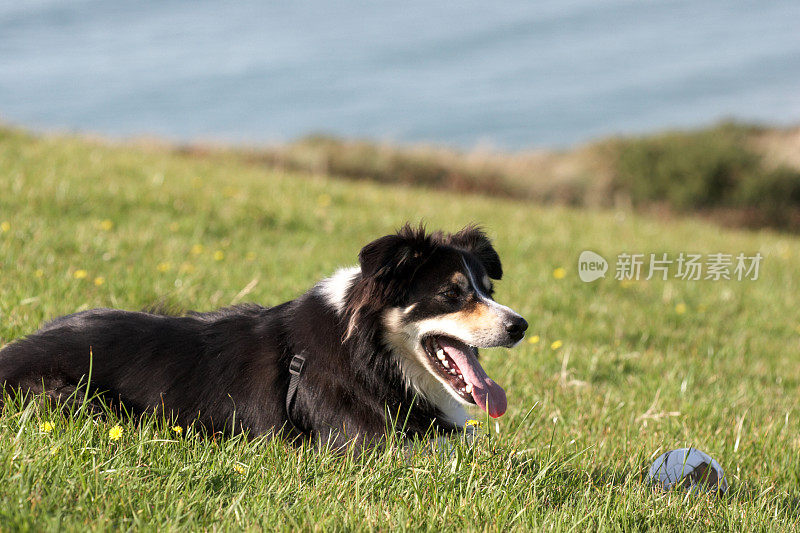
[1, 127, 799, 531]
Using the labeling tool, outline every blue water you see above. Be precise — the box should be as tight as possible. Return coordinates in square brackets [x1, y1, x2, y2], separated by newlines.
[1, 0, 799, 149]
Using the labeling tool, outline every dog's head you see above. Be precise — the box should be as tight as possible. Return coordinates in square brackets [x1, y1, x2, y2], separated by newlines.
[346, 224, 527, 419]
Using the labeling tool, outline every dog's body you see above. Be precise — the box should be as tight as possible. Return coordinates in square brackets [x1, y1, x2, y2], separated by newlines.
[0, 225, 526, 448]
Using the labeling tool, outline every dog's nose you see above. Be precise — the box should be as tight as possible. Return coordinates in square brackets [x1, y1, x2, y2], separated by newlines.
[505, 315, 528, 339]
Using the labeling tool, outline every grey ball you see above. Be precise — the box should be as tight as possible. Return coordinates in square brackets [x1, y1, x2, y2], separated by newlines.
[648, 448, 728, 493]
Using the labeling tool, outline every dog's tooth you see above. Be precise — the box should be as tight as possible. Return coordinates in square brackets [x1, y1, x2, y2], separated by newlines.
[442, 359, 449, 368]
[436, 349, 445, 360]
[465, 383, 473, 393]
[449, 368, 456, 375]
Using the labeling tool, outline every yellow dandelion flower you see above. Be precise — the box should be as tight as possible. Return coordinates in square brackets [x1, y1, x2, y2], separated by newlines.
[39, 421, 54, 433]
[0, 221, 10, 233]
[35, 269, 44, 278]
[94, 276, 105, 286]
[233, 463, 246, 475]
[675, 303, 687, 315]
[108, 425, 124, 441]
[157, 262, 171, 273]
[552, 267, 566, 279]
[172, 425, 183, 435]
[191, 244, 204, 255]
[99, 219, 114, 231]
[551, 340, 563, 350]
[465, 419, 482, 427]
[213, 250, 224, 261]
[527, 335, 540, 344]
[74, 269, 88, 279]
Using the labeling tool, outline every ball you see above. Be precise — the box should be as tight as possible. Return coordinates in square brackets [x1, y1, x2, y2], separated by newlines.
[648, 447, 728, 493]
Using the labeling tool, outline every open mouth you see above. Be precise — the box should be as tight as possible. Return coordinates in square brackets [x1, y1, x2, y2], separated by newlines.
[422, 335, 507, 418]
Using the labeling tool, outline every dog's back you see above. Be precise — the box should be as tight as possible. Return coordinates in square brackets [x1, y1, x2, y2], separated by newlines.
[0, 305, 290, 435]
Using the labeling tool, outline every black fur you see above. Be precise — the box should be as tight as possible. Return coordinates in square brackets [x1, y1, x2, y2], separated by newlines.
[0, 224, 511, 449]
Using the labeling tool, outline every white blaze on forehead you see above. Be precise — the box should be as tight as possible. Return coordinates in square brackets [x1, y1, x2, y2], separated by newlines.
[316, 266, 360, 314]
[461, 255, 489, 298]
[461, 255, 517, 317]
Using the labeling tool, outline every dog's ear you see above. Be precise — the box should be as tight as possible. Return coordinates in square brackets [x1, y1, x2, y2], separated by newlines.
[358, 224, 437, 279]
[446, 225, 503, 280]
[358, 234, 406, 279]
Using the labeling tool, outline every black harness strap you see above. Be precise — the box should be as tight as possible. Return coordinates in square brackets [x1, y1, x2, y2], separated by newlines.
[285, 352, 306, 435]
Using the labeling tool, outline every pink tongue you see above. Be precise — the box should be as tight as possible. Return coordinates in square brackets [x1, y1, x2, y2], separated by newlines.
[437, 337, 507, 418]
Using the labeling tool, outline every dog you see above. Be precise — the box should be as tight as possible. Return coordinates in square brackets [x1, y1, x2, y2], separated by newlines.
[0, 224, 527, 449]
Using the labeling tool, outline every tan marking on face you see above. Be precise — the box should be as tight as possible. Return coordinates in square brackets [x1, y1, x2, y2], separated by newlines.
[443, 300, 499, 330]
[450, 272, 468, 288]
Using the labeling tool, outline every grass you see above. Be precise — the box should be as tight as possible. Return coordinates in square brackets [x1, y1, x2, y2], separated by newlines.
[1, 126, 800, 530]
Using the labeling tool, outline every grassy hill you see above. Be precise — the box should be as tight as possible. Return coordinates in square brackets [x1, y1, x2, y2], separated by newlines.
[1, 126, 799, 530]
[225, 122, 800, 231]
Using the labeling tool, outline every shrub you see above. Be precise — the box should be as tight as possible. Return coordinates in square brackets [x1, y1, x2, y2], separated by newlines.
[610, 122, 768, 209]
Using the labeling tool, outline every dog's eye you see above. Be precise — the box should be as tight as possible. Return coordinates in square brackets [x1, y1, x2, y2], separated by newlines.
[440, 288, 460, 300]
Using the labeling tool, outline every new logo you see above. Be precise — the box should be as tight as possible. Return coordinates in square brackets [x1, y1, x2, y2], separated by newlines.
[578, 250, 608, 282]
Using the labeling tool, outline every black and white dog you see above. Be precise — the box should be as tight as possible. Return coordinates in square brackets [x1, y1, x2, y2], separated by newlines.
[0, 224, 527, 448]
